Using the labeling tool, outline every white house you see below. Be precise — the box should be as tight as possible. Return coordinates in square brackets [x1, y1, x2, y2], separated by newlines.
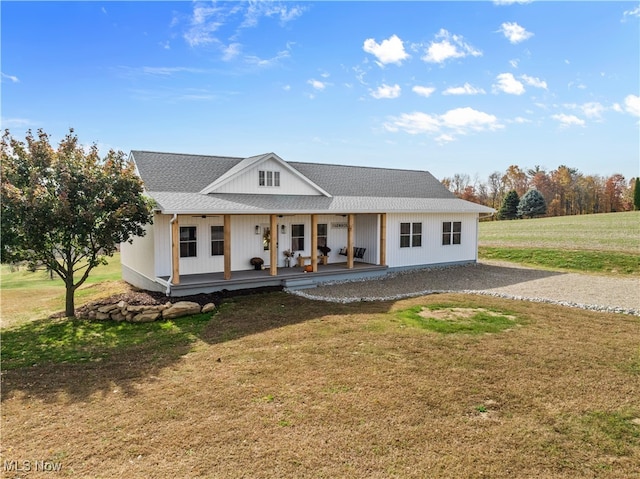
[121, 151, 495, 296]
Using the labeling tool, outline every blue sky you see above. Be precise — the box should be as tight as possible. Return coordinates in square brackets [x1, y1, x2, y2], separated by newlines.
[2, 1, 639, 182]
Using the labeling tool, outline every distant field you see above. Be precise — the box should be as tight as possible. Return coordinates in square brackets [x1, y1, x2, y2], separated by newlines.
[0, 253, 126, 328]
[480, 211, 640, 254]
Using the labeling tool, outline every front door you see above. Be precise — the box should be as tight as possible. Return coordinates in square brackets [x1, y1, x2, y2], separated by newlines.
[260, 224, 275, 265]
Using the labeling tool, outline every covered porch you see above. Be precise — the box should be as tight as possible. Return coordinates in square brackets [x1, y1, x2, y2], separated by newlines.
[160, 261, 388, 296]
[168, 212, 388, 288]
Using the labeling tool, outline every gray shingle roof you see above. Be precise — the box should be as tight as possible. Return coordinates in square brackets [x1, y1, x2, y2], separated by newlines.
[131, 151, 243, 192]
[130, 150, 494, 215]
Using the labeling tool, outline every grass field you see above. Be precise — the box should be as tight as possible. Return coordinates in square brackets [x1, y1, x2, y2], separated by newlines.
[479, 211, 640, 275]
[479, 211, 640, 253]
[0, 253, 128, 329]
[2, 213, 639, 477]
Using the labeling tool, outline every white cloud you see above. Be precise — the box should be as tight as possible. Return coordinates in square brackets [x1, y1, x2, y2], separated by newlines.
[241, 2, 305, 28]
[612, 103, 623, 113]
[509, 59, 519, 68]
[308, 79, 326, 91]
[283, 84, 291, 91]
[422, 29, 482, 64]
[384, 112, 440, 134]
[493, 73, 525, 95]
[440, 107, 502, 132]
[244, 48, 291, 67]
[384, 107, 502, 141]
[581, 102, 606, 119]
[370, 84, 401, 99]
[521, 74, 547, 89]
[552, 113, 585, 127]
[622, 5, 640, 22]
[0, 117, 33, 128]
[625, 94, 640, 117]
[412, 85, 436, 97]
[499, 22, 533, 44]
[1, 72, 20, 83]
[443, 83, 485, 95]
[183, 2, 304, 54]
[363, 34, 409, 66]
[184, 3, 224, 47]
[512, 116, 532, 124]
[222, 43, 242, 61]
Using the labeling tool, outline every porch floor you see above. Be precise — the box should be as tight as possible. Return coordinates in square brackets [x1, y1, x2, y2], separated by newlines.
[159, 261, 388, 296]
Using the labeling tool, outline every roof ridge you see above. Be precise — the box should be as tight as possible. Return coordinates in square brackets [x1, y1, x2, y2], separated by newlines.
[289, 160, 430, 174]
[132, 150, 245, 160]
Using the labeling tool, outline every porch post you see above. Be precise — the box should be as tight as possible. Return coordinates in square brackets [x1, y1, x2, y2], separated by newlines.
[380, 213, 387, 266]
[270, 214, 278, 276]
[347, 213, 354, 269]
[311, 214, 318, 272]
[171, 215, 180, 285]
[224, 214, 231, 280]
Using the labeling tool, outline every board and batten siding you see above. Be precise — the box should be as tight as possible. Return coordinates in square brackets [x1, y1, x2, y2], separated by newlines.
[212, 158, 322, 196]
[120, 220, 156, 279]
[385, 213, 478, 268]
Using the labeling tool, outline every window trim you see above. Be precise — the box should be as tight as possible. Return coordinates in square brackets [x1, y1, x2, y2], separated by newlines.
[210, 225, 224, 256]
[400, 222, 422, 248]
[291, 223, 305, 251]
[179, 226, 197, 258]
[317, 223, 328, 248]
[258, 169, 280, 188]
[442, 221, 462, 246]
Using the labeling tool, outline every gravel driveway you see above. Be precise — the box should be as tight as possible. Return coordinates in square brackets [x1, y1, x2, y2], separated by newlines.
[289, 261, 640, 316]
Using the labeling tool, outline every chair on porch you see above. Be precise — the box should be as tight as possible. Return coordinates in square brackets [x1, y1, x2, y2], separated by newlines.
[338, 247, 366, 261]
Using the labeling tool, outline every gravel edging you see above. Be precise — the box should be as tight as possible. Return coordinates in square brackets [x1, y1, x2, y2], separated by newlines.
[285, 262, 640, 317]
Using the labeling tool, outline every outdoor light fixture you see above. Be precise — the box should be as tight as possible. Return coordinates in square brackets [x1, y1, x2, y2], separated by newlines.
[281, 225, 286, 234]
[255, 225, 260, 235]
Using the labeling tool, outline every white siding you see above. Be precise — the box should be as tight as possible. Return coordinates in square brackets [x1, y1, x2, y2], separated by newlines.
[386, 213, 478, 268]
[120, 220, 156, 279]
[148, 212, 479, 278]
[212, 158, 322, 196]
[354, 214, 379, 264]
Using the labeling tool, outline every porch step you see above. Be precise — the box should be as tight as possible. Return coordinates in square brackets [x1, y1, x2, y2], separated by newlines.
[282, 278, 317, 291]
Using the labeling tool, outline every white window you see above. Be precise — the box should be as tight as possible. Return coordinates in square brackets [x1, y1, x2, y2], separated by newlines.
[211, 226, 224, 256]
[259, 170, 280, 187]
[291, 224, 304, 251]
[180, 226, 197, 257]
[442, 221, 461, 245]
[400, 222, 422, 248]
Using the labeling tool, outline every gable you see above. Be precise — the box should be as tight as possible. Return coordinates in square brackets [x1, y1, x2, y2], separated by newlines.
[199, 153, 331, 197]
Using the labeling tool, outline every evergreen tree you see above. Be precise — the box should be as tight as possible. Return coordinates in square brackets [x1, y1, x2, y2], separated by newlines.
[517, 189, 547, 218]
[634, 178, 640, 211]
[498, 190, 520, 220]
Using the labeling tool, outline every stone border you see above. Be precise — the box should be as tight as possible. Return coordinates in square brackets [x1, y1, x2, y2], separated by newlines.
[80, 300, 216, 323]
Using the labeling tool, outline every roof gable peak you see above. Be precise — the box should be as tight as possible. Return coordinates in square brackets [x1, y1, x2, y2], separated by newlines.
[199, 153, 331, 197]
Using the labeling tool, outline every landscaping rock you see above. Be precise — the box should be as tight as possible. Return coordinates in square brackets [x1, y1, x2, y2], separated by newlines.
[131, 310, 161, 323]
[163, 301, 202, 319]
[202, 303, 216, 314]
[97, 304, 120, 314]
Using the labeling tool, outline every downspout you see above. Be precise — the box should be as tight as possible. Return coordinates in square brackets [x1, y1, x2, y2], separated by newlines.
[167, 213, 178, 296]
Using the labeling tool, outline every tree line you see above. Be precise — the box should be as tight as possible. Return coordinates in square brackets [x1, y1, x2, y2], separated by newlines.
[441, 165, 640, 218]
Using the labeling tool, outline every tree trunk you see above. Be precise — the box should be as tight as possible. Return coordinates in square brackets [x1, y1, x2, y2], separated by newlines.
[65, 280, 75, 317]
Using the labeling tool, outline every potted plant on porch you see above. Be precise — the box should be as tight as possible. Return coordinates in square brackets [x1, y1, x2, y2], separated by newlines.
[282, 249, 294, 267]
[250, 257, 264, 270]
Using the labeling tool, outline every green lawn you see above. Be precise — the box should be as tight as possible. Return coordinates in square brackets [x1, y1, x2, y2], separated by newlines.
[1, 253, 126, 328]
[479, 212, 640, 274]
[479, 211, 640, 254]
